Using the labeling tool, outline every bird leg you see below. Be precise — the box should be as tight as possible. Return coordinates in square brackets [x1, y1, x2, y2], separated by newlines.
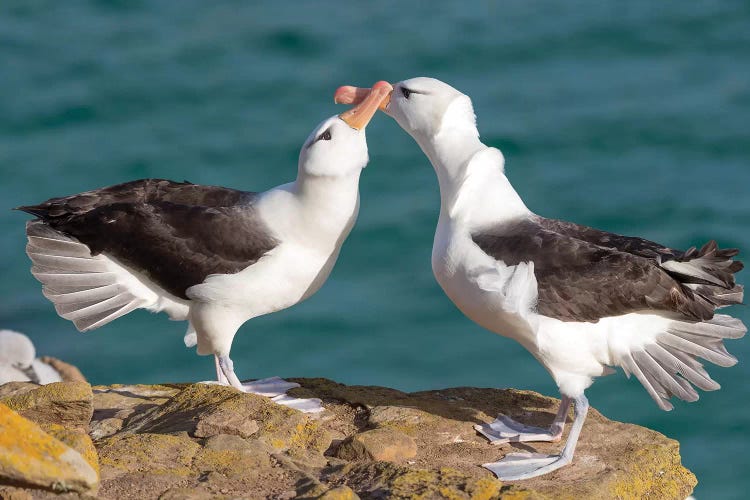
[215, 354, 324, 413]
[482, 394, 589, 480]
[217, 354, 243, 389]
[214, 355, 228, 385]
[476, 395, 571, 444]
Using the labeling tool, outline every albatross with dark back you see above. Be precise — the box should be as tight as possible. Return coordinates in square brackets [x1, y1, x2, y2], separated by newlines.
[16, 81, 393, 412]
[334, 77, 746, 479]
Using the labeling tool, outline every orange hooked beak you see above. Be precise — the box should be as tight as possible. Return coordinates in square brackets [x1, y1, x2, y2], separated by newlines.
[336, 81, 392, 129]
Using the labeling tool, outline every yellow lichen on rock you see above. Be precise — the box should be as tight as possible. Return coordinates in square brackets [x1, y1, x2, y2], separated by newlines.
[0, 377, 700, 499]
[608, 443, 697, 499]
[0, 403, 97, 493]
[42, 423, 99, 477]
[336, 427, 417, 462]
[0, 382, 93, 431]
[317, 485, 361, 500]
[97, 433, 200, 479]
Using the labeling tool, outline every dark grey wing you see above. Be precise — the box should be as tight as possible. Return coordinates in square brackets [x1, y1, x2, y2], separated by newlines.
[534, 216, 681, 260]
[18, 179, 251, 218]
[18, 181, 278, 300]
[472, 219, 716, 323]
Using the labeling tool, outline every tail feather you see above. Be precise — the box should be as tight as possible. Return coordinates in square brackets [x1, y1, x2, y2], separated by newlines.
[645, 343, 718, 391]
[622, 314, 745, 410]
[633, 350, 699, 402]
[662, 240, 744, 290]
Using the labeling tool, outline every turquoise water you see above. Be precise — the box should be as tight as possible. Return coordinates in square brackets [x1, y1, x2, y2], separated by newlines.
[1, 1, 749, 497]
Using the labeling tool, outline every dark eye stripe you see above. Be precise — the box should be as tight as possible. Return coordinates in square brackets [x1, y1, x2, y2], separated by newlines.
[401, 87, 411, 99]
[317, 129, 332, 142]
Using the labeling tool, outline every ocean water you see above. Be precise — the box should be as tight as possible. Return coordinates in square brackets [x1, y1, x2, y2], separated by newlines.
[1, 1, 749, 497]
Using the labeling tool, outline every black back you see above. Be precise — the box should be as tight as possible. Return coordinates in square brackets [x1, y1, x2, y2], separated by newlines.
[471, 216, 742, 323]
[17, 179, 279, 299]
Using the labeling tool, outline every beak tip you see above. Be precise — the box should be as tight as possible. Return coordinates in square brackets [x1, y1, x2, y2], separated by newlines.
[372, 81, 393, 92]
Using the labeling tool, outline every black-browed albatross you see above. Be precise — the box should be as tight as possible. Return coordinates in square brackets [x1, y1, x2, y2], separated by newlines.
[336, 78, 745, 478]
[16, 81, 392, 412]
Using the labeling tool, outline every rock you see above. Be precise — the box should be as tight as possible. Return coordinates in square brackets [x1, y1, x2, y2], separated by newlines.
[38, 357, 87, 384]
[124, 384, 330, 461]
[193, 434, 272, 478]
[97, 433, 201, 480]
[43, 423, 99, 476]
[297, 484, 360, 500]
[90, 384, 178, 440]
[0, 487, 33, 500]
[193, 406, 259, 439]
[0, 383, 37, 400]
[0, 382, 93, 432]
[317, 486, 360, 500]
[332, 462, 503, 500]
[336, 428, 417, 462]
[0, 403, 97, 493]
[0, 377, 696, 499]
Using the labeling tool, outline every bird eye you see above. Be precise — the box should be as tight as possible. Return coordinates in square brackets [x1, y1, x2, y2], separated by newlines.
[401, 87, 411, 99]
[317, 130, 332, 142]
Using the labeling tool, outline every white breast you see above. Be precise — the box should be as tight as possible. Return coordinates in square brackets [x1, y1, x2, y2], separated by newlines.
[432, 218, 538, 347]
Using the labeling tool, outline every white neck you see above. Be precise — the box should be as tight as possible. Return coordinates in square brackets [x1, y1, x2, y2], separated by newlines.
[413, 127, 530, 226]
[256, 169, 361, 252]
[293, 170, 361, 240]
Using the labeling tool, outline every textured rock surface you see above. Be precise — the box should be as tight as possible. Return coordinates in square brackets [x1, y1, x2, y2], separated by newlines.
[0, 377, 697, 499]
[0, 382, 92, 432]
[0, 403, 97, 493]
[336, 428, 417, 463]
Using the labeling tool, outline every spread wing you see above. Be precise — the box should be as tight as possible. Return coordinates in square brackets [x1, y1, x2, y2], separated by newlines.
[17, 179, 278, 299]
[472, 218, 717, 322]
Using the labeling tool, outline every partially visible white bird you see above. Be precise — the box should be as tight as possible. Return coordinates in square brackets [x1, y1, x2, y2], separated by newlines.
[0, 329, 63, 385]
[336, 78, 745, 477]
[16, 82, 392, 412]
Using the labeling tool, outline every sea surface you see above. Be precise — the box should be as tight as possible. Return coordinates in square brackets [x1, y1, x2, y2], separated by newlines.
[1, 1, 749, 497]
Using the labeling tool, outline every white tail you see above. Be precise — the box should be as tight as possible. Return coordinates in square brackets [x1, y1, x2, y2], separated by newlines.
[619, 314, 746, 410]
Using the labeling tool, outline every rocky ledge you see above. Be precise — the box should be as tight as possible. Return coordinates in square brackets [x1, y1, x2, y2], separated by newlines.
[0, 377, 696, 499]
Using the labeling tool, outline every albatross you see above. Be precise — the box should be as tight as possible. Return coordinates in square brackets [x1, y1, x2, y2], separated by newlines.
[16, 81, 392, 412]
[335, 77, 745, 478]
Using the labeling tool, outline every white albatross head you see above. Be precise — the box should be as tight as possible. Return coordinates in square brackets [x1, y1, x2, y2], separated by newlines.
[0, 329, 36, 369]
[299, 81, 392, 178]
[334, 77, 478, 145]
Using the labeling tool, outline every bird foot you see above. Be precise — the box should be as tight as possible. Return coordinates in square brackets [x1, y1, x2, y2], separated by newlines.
[475, 415, 561, 444]
[199, 376, 324, 413]
[482, 453, 570, 481]
[241, 376, 300, 397]
[269, 393, 324, 413]
[483, 452, 568, 480]
[244, 376, 324, 413]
